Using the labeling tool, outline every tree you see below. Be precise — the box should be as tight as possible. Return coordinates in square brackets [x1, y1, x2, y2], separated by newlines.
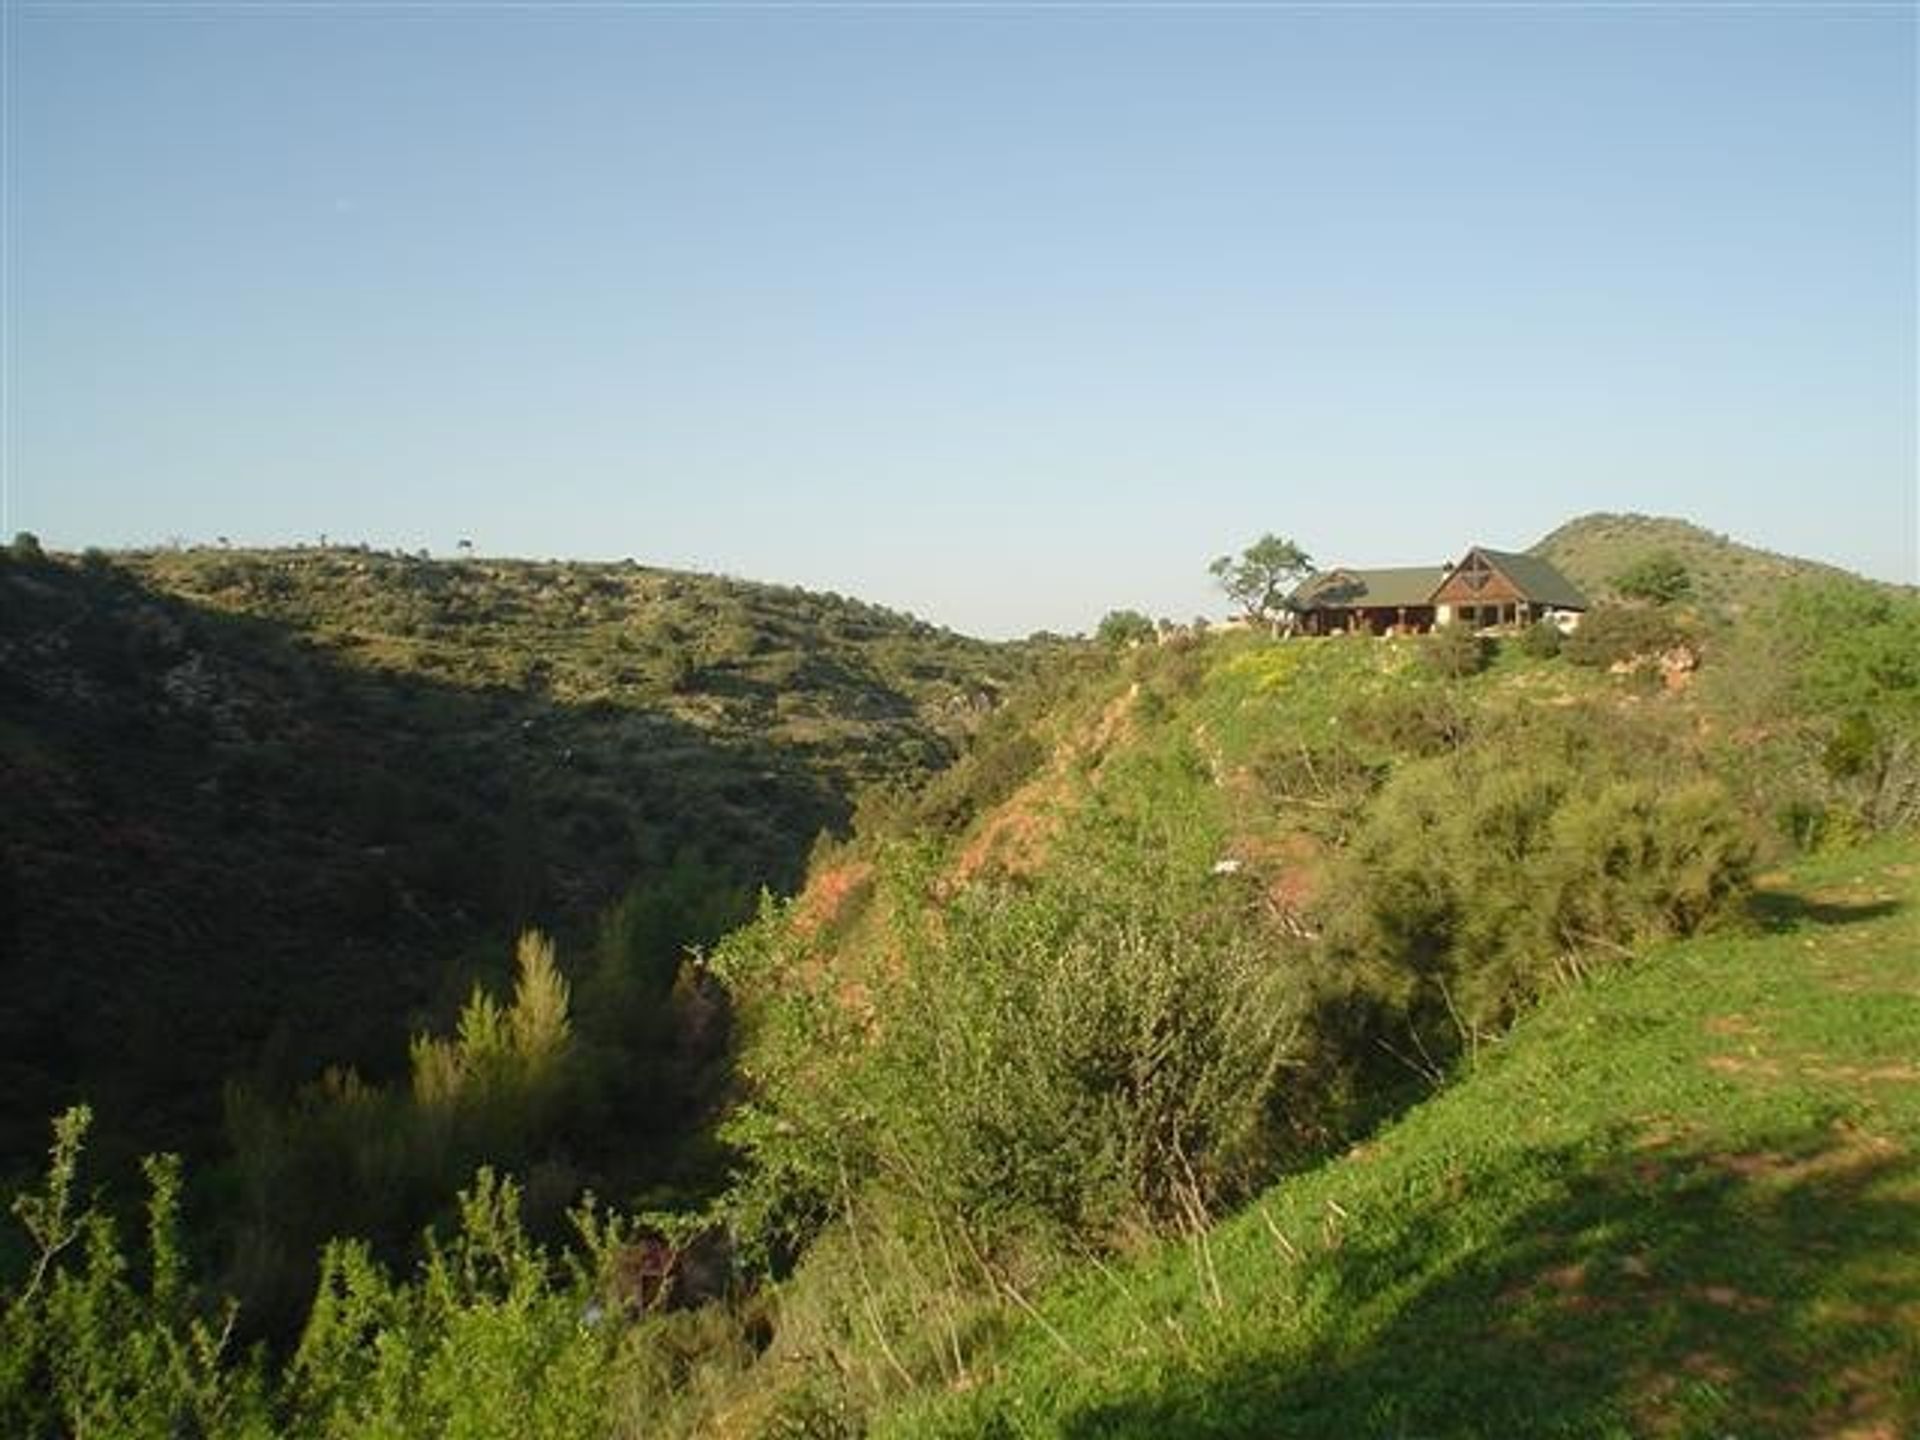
[10, 531, 44, 562]
[1209, 534, 1313, 628]
[1613, 551, 1693, 606]
[1096, 609, 1157, 649]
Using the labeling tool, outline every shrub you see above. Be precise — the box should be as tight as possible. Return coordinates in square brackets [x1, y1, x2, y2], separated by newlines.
[1701, 579, 1920, 837]
[1562, 604, 1687, 669]
[1095, 609, 1156, 649]
[1343, 686, 1474, 758]
[1515, 619, 1564, 659]
[1421, 622, 1490, 678]
[1318, 719, 1754, 1050]
[2, 1108, 276, 1439]
[1613, 551, 1694, 605]
[911, 718, 1047, 836]
[287, 1171, 615, 1438]
[873, 883, 1298, 1242]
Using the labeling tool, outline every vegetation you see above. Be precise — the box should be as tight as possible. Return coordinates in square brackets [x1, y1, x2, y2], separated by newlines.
[1532, 511, 1867, 616]
[1612, 548, 1694, 605]
[3, 516, 1916, 1438]
[888, 838, 1920, 1438]
[1207, 534, 1313, 627]
[1420, 620, 1491, 677]
[0, 545, 1040, 1332]
[1095, 609, 1157, 649]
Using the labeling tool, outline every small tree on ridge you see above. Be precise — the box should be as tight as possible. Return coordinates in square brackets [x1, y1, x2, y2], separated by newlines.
[1209, 534, 1313, 629]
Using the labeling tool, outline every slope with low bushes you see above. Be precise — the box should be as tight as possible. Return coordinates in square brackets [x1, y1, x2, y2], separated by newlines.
[882, 837, 1920, 1438]
[0, 544, 1039, 1182]
[1531, 511, 1869, 616]
[4, 554, 1916, 1438]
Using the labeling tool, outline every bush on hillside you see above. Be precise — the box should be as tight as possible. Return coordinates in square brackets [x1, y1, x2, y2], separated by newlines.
[1562, 603, 1688, 670]
[1096, 609, 1156, 649]
[1515, 619, 1564, 659]
[1713, 579, 1920, 836]
[715, 852, 1303, 1271]
[1421, 622, 1491, 678]
[1343, 685, 1474, 758]
[1613, 551, 1694, 606]
[873, 883, 1297, 1242]
[1318, 717, 1754, 1052]
[911, 717, 1047, 837]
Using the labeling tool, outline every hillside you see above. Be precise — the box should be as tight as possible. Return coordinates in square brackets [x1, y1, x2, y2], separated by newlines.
[886, 837, 1920, 1438]
[0, 545, 1039, 1170]
[1530, 512, 1863, 615]
[4, 574, 1918, 1438]
[671, 595, 1920, 1437]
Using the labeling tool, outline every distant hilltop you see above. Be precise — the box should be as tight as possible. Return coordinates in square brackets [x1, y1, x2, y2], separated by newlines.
[1530, 512, 1870, 615]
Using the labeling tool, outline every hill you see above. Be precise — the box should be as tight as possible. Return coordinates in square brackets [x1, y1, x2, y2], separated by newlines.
[1531, 511, 1863, 615]
[0, 545, 1040, 1171]
[886, 837, 1920, 1438]
[670, 595, 1919, 1437]
[4, 574, 1918, 1437]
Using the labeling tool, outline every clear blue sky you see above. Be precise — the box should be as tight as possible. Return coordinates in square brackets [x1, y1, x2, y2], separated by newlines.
[6, 3, 1915, 637]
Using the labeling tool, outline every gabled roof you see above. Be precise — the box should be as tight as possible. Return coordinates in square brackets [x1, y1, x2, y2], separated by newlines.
[1291, 565, 1451, 612]
[1463, 548, 1590, 609]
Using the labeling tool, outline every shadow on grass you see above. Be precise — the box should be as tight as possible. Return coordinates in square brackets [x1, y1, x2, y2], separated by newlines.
[1061, 1126, 1919, 1439]
[1746, 888, 1901, 934]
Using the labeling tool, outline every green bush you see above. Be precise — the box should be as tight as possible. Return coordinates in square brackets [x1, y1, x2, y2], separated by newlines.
[1707, 579, 1920, 836]
[717, 842, 1303, 1279]
[1318, 716, 1754, 1049]
[1095, 609, 1156, 649]
[871, 881, 1297, 1243]
[1421, 622, 1490, 678]
[911, 718, 1047, 836]
[3, 1108, 276, 1439]
[1562, 604, 1687, 669]
[1613, 551, 1694, 605]
[1515, 619, 1564, 659]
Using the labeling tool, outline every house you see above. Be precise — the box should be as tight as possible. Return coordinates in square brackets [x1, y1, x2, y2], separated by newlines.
[1429, 547, 1588, 631]
[1289, 566, 1451, 636]
[1288, 547, 1588, 636]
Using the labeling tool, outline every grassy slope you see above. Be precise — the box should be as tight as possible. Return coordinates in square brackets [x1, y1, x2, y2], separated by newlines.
[1531, 513, 1863, 616]
[0, 547, 1035, 1168]
[882, 838, 1920, 1439]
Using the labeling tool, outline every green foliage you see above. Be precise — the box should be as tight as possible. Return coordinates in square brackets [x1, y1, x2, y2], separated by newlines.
[410, 929, 572, 1113]
[883, 841, 1920, 1439]
[10, 531, 45, 562]
[1713, 578, 1920, 835]
[1612, 549, 1693, 605]
[287, 1171, 614, 1439]
[902, 712, 1049, 838]
[3, 1108, 274, 1439]
[1514, 618, 1564, 659]
[1534, 511, 1856, 617]
[1561, 602, 1688, 669]
[873, 881, 1298, 1243]
[1319, 710, 1755, 1048]
[1096, 609, 1157, 649]
[1420, 621, 1491, 678]
[1208, 534, 1313, 626]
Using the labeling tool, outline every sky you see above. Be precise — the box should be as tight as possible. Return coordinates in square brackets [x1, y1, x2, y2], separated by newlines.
[4, 3, 1915, 638]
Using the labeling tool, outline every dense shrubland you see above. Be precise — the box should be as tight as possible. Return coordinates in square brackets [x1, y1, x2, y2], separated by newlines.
[0, 544, 1034, 1176]
[4, 541, 1917, 1435]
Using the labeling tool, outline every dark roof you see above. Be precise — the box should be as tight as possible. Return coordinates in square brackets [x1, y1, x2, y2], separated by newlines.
[1471, 549, 1590, 609]
[1291, 566, 1451, 612]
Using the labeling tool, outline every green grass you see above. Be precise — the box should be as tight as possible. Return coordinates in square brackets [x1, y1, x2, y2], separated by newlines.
[878, 838, 1920, 1439]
